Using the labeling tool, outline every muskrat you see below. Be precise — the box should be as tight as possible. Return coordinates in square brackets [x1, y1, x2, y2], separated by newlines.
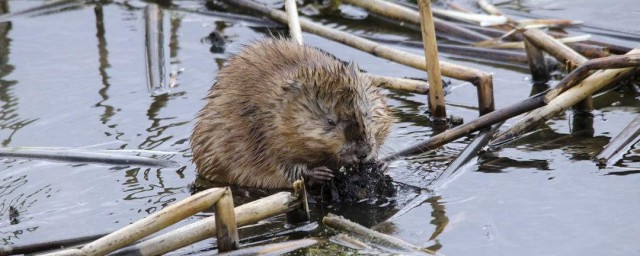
[191, 39, 393, 189]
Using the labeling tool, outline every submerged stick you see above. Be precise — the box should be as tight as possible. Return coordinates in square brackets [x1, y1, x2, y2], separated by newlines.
[431, 122, 504, 189]
[323, 214, 434, 255]
[342, 0, 492, 43]
[524, 37, 550, 84]
[0, 233, 108, 256]
[491, 48, 640, 146]
[0, 147, 179, 167]
[595, 115, 640, 166]
[217, 239, 318, 256]
[0, 0, 84, 23]
[284, 0, 302, 44]
[111, 192, 301, 256]
[224, 0, 495, 114]
[418, 0, 446, 120]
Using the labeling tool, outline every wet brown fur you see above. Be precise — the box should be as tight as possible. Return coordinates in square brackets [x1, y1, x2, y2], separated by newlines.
[191, 39, 393, 189]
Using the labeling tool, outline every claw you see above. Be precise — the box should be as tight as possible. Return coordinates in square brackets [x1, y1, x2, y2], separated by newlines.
[305, 166, 334, 187]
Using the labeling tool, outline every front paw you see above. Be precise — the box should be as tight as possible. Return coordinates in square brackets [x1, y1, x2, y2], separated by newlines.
[306, 166, 334, 186]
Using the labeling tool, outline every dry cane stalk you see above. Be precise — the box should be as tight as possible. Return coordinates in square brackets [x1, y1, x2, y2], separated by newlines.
[284, 0, 302, 45]
[215, 189, 240, 252]
[595, 114, 640, 166]
[41, 188, 227, 256]
[110, 192, 301, 256]
[342, 0, 492, 43]
[418, 0, 446, 120]
[217, 239, 318, 256]
[522, 29, 593, 112]
[491, 49, 640, 145]
[383, 53, 640, 160]
[323, 214, 435, 255]
[523, 37, 550, 84]
[224, 0, 495, 114]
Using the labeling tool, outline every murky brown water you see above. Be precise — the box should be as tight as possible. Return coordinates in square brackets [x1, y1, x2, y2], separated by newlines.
[0, 0, 638, 255]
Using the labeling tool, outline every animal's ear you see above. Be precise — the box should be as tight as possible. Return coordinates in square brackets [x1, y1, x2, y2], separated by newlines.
[281, 80, 303, 93]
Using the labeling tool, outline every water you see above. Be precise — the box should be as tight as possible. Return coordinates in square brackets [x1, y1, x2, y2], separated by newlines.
[0, 0, 638, 255]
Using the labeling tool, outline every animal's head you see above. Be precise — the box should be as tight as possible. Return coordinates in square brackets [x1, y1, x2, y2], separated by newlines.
[277, 62, 393, 167]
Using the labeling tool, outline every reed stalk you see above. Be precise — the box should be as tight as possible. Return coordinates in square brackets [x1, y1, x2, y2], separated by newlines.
[431, 8, 508, 26]
[566, 42, 611, 58]
[0, 147, 178, 167]
[215, 190, 240, 252]
[595, 115, 640, 166]
[224, 0, 495, 114]
[477, 35, 591, 51]
[284, 0, 302, 44]
[366, 74, 429, 94]
[111, 192, 301, 256]
[524, 37, 550, 84]
[418, 0, 446, 120]
[491, 48, 640, 145]
[0, 0, 84, 23]
[217, 239, 318, 256]
[283, 1, 427, 94]
[342, 0, 492, 43]
[323, 214, 435, 255]
[41, 188, 226, 256]
[522, 29, 593, 112]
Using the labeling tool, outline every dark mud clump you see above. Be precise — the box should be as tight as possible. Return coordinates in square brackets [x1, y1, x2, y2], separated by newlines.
[312, 162, 395, 203]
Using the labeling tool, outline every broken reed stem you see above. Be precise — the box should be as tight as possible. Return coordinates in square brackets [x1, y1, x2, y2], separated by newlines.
[111, 192, 301, 256]
[224, 0, 495, 114]
[430, 8, 508, 27]
[523, 37, 550, 84]
[595, 114, 640, 166]
[418, 0, 446, 120]
[477, 35, 591, 50]
[323, 214, 434, 255]
[0, 147, 179, 168]
[491, 48, 640, 145]
[431, 122, 504, 189]
[215, 190, 240, 252]
[566, 42, 611, 58]
[544, 54, 640, 102]
[477, 0, 504, 16]
[523, 29, 588, 69]
[41, 188, 227, 256]
[217, 239, 318, 256]
[342, 0, 492, 43]
[284, 0, 302, 44]
[366, 74, 429, 94]
[522, 28, 593, 112]
[381, 94, 545, 161]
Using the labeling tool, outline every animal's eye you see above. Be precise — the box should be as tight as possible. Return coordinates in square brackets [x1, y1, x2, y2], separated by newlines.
[327, 119, 336, 126]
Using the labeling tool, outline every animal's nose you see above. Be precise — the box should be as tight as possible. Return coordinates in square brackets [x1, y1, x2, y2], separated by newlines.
[355, 146, 370, 160]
